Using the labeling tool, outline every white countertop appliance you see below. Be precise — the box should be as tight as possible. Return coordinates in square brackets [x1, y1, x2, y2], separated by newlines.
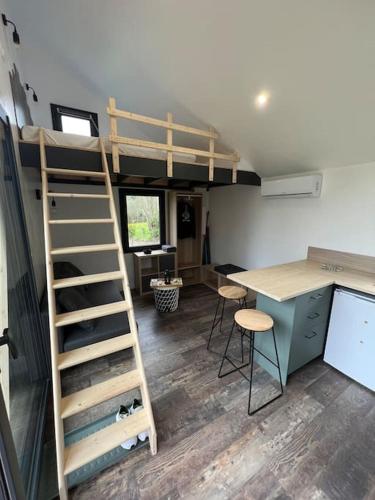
[324, 288, 375, 391]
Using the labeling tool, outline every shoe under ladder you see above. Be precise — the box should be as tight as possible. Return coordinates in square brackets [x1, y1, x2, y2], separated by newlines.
[39, 128, 157, 499]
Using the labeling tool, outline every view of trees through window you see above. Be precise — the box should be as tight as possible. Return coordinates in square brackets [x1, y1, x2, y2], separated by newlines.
[126, 194, 161, 247]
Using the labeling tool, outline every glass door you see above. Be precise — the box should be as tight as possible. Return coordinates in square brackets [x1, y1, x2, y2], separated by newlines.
[0, 109, 48, 499]
[0, 386, 25, 500]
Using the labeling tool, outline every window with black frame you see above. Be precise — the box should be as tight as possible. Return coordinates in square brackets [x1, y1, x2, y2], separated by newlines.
[50, 103, 99, 137]
[119, 189, 166, 253]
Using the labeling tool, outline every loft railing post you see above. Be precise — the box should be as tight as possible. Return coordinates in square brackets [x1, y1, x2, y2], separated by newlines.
[109, 97, 120, 173]
[167, 112, 173, 177]
[209, 126, 215, 182]
[232, 160, 238, 183]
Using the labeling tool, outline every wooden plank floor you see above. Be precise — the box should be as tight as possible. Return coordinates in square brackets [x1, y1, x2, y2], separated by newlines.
[65, 284, 375, 500]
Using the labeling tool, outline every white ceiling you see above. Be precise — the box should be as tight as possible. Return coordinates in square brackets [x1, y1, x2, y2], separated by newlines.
[9, 0, 375, 177]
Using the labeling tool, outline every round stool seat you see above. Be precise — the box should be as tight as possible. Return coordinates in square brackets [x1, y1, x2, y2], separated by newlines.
[234, 309, 273, 332]
[218, 285, 247, 300]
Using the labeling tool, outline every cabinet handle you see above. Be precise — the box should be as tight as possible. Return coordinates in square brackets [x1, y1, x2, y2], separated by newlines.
[305, 331, 318, 339]
[310, 293, 323, 300]
[307, 312, 320, 319]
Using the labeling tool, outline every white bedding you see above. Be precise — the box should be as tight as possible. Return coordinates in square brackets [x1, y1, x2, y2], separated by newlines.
[21, 125, 197, 164]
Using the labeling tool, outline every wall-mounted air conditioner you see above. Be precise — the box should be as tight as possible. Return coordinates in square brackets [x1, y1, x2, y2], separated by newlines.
[261, 174, 322, 199]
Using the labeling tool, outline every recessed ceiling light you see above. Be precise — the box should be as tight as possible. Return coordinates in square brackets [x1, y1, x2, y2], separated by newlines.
[255, 91, 270, 109]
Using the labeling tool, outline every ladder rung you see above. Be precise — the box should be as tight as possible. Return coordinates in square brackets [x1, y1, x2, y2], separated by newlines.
[53, 271, 123, 289]
[55, 300, 130, 327]
[57, 333, 135, 370]
[64, 409, 149, 474]
[50, 243, 118, 255]
[47, 193, 109, 199]
[61, 369, 141, 419]
[44, 168, 105, 178]
[49, 218, 114, 225]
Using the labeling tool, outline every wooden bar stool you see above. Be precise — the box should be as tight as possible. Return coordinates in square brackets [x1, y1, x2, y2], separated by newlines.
[207, 285, 247, 351]
[218, 309, 283, 415]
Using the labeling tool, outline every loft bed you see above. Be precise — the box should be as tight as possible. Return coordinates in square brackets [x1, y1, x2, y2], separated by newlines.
[18, 98, 261, 188]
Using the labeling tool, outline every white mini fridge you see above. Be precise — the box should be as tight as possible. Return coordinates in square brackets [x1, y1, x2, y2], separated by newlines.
[324, 288, 375, 391]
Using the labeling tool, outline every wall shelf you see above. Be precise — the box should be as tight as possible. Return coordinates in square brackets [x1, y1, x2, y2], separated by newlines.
[134, 250, 177, 296]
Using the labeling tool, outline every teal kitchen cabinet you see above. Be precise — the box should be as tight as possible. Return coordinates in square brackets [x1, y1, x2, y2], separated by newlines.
[253, 286, 333, 385]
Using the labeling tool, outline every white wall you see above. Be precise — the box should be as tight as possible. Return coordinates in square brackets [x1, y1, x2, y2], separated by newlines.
[15, 37, 175, 145]
[0, 1, 19, 122]
[0, 0, 45, 295]
[209, 163, 375, 270]
[17, 39, 110, 134]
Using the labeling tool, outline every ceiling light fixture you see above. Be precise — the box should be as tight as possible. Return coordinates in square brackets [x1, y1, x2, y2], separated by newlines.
[255, 91, 270, 109]
[2, 14, 20, 45]
[25, 83, 38, 102]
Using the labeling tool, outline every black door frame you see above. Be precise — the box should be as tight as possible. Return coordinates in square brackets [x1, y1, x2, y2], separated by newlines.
[0, 387, 26, 500]
[0, 106, 49, 499]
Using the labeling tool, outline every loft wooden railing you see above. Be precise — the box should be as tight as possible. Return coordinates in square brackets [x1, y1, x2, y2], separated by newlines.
[107, 97, 240, 182]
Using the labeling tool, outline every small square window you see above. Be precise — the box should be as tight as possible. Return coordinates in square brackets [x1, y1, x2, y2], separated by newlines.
[61, 115, 91, 136]
[50, 104, 99, 137]
[119, 189, 166, 253]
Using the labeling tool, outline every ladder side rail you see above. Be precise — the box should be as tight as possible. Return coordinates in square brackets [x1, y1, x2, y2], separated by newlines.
[39, 128, 68, 499]
[99, 138, 157, 454]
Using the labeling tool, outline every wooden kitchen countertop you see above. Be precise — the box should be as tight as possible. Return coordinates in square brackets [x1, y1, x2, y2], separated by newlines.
[228, 259, 375, 302]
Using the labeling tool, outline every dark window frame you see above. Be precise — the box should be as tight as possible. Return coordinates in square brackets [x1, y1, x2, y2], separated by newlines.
[50, 103, 99, 137]
[119, 188, 166, 253]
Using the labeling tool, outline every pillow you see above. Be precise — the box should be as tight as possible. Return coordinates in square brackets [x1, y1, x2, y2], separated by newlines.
[54, 261, 84, 279]
[57, 288, 96, 332]
[54, 261, 87, 294]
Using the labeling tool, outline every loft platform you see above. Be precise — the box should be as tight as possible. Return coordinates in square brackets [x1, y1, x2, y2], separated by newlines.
[18, 117, 260, 188]
[19, 141, 260, 188]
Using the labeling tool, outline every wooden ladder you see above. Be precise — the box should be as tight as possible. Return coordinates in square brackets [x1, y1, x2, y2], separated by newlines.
[39, 129, 157, 499]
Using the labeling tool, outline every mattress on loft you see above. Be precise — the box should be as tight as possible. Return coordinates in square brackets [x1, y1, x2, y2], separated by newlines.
[21, 125, 197, 164]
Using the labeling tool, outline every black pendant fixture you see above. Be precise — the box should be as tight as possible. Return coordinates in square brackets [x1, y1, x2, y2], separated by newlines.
[2, 14, 20, 45]
[25, 83, 38, 102]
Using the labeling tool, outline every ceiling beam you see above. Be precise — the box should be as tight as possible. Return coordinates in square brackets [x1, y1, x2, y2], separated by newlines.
[143, 177, 163, 185]
[167, 179, 190, 188]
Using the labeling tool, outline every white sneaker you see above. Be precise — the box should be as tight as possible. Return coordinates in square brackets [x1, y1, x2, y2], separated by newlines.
[116, 405, 138, 450]
[129, 399, 149, 442]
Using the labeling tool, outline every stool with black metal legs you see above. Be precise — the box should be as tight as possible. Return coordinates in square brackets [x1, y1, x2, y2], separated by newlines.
[207, 285, 247, 352]
[218, 308, 283, 415]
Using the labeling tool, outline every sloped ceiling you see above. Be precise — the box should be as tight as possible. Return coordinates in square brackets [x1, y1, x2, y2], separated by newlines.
[9, 0, 375, 177]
